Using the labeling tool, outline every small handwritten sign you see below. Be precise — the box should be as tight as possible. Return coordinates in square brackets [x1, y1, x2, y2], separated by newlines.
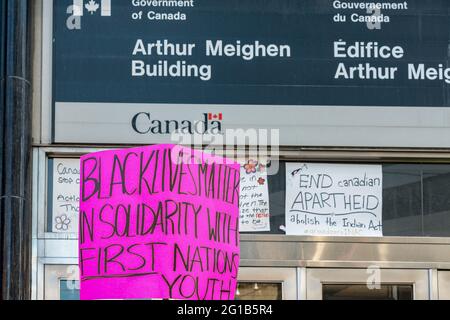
[79, 144, 240, 300]
[285, 163, 383, 237]
[239, 160, 270, 232]
[52, 158, 80, 233]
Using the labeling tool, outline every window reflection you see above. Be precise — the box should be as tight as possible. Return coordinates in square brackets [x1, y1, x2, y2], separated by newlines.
[382, 164, 422, 236]
[423, 165, 450, 237]
[257, 162, 450, 237]
[60, 280, 80, 300]
[322, 284, 413, 300]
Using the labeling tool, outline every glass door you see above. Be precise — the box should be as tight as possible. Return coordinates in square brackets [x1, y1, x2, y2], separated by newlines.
[237, 267, 297, 300]
[306, 268, 429, 300]
[322, 284, 413, 300]
[44, 265, 297, 300]
[44, 265, 80, 300]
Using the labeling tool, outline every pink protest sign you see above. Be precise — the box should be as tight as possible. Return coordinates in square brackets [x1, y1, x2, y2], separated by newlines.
[78, 144, 240, 300]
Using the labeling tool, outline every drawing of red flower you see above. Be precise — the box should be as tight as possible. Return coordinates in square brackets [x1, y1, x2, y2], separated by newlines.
[257, 177, 265, 185]
[244, 160, 258, 174]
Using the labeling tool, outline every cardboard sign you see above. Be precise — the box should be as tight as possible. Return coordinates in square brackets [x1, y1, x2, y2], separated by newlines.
[285, 163, 383, 237]
[52, 158, 80, 233]
[239, 160, 270, 232]
[79, 144, 240, 300]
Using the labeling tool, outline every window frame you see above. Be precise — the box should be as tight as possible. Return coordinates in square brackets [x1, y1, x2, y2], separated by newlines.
[32, 146, 450, 300]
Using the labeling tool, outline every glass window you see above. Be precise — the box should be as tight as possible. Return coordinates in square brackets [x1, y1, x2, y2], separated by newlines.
[235, 282, 282, 300]
[423, 164, 450, 237]
[267, 162, 287, 234]
[382, 164, 423, 236]
[254, 162, 450, 237]
[47, 158, 80, 233]
[46, 158, 450, 237]
[322, 284, 413, 300]
[47, 158, 54, 232]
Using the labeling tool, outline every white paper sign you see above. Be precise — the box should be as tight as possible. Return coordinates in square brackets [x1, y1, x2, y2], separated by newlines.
[239, 160, 271, 232]
[285, 163, 383, 237]
[51, 158, 80, 233]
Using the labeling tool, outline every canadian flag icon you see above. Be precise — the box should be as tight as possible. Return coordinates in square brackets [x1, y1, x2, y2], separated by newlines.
[73, 0, 111, 16]
[208, 113, 223, 121]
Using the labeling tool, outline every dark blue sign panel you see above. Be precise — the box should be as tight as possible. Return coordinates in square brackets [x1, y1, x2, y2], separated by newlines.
[53, 0, 450, 106]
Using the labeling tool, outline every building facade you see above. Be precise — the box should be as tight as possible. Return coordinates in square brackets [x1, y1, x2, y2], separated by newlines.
[3, 0, 450, 300]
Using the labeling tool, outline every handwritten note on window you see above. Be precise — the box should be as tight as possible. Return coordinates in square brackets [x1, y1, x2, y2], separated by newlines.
[285, 163, 383, 237]
[239, 160, 270, 232]
[51, 158, 80, 233]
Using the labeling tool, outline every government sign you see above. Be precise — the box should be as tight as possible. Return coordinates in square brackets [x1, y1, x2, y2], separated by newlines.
[51, 0, 450, 147]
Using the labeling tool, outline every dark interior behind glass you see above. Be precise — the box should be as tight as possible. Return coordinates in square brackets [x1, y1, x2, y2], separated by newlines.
[247, 161, 450, 237]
